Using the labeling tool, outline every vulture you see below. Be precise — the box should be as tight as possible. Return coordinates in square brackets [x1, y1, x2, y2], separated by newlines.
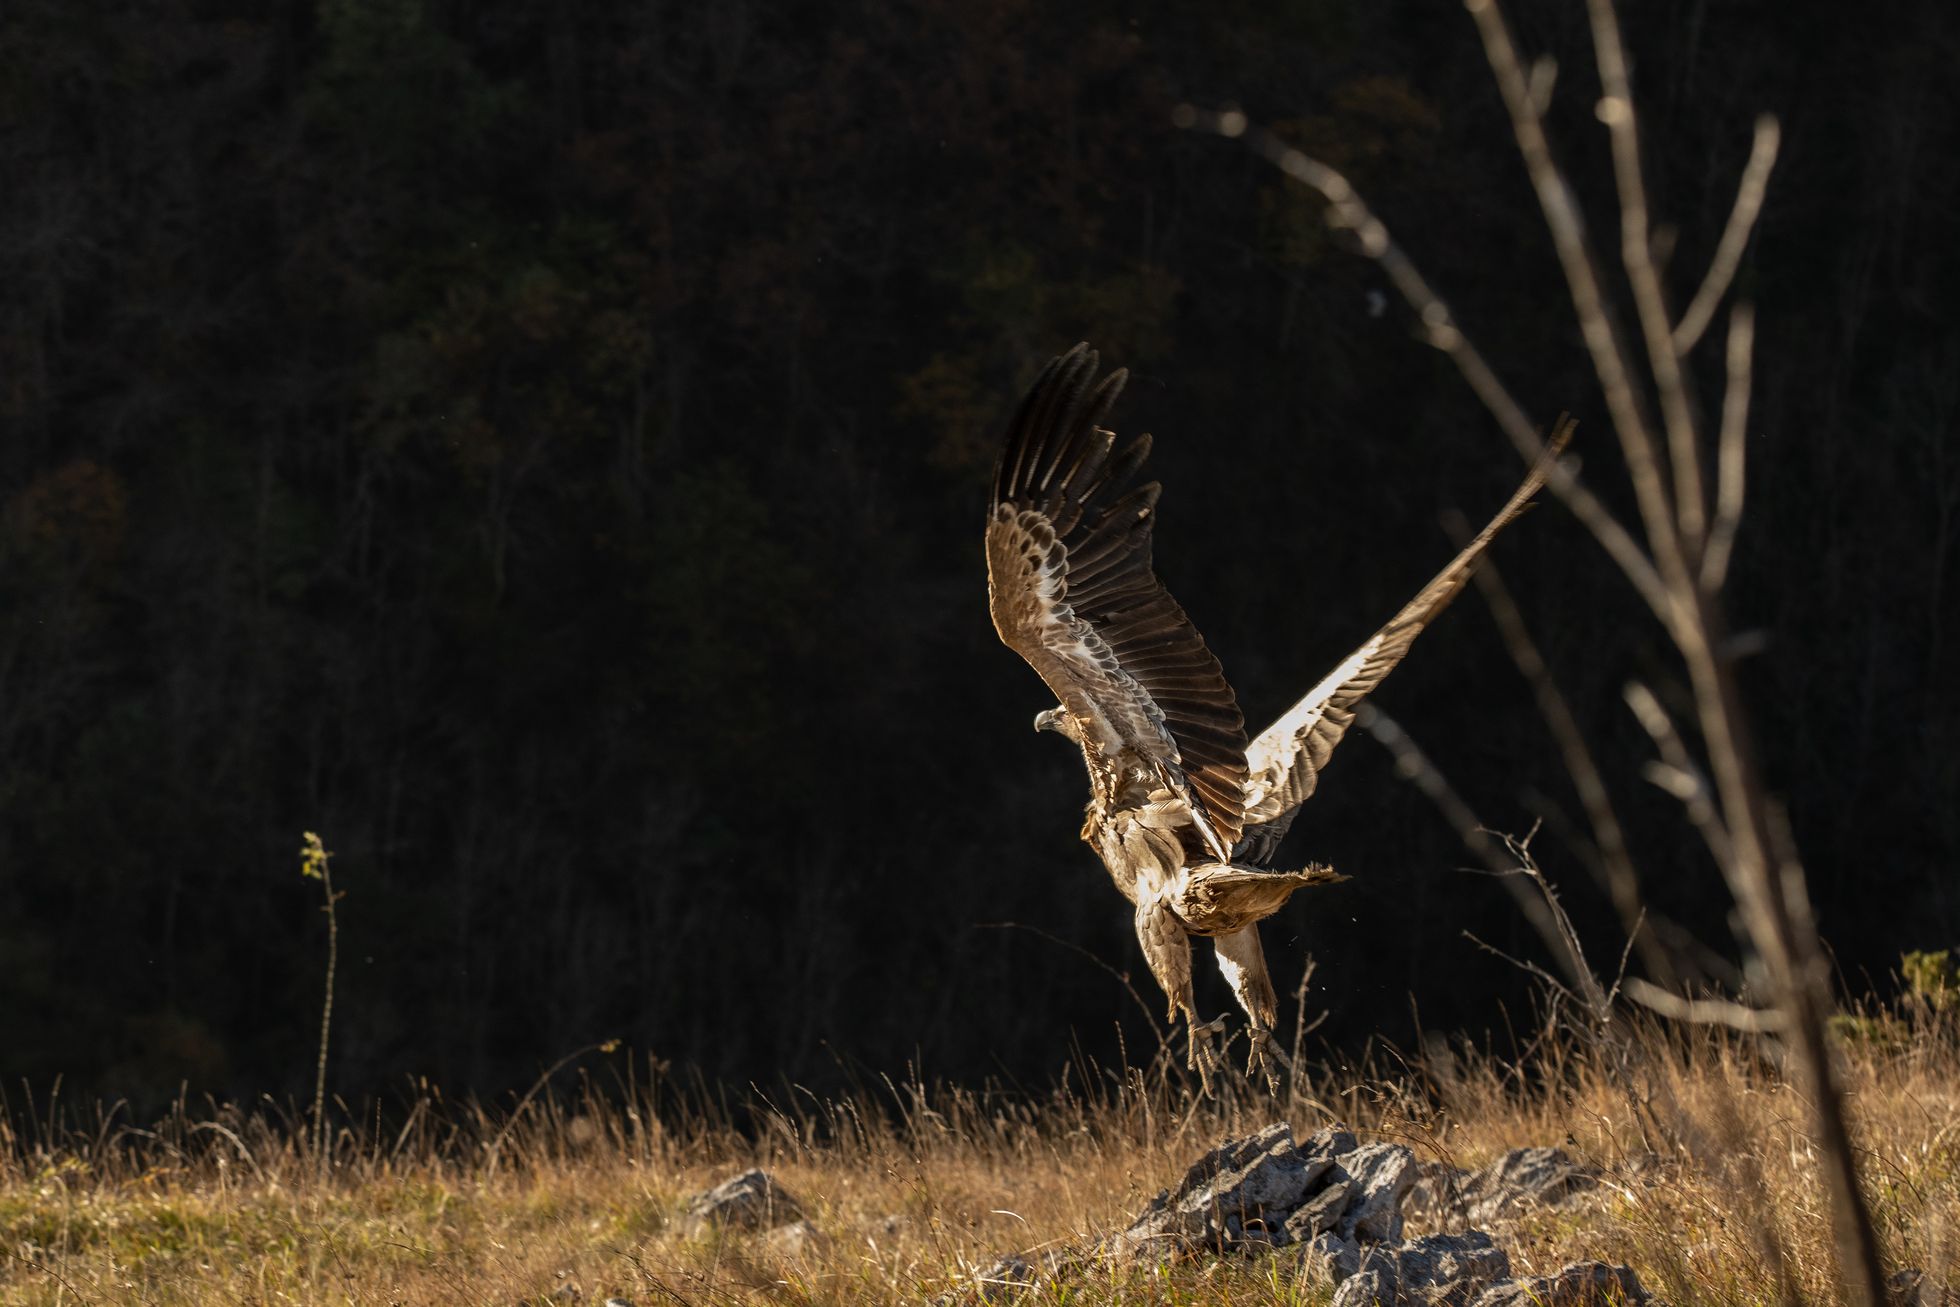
[985, 344, 1569, 1090]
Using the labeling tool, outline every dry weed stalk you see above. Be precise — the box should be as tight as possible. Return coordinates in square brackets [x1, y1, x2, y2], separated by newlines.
[298, 831, 340, 1177]
[1191, 0, 1889, 1300]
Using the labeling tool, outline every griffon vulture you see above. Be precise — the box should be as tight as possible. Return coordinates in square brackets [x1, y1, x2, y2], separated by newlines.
[985, 344, 1568, 1089]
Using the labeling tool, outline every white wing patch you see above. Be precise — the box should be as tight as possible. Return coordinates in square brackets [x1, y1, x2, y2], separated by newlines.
[1242, 633, 1382, 808]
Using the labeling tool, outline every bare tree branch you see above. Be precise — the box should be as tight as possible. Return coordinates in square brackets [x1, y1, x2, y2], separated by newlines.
[1188, 110, 1675, 623]
[1587, 0, 1709, 551]
[1206, 9, 1889, 1294]
[1467, 0, 1691, 608]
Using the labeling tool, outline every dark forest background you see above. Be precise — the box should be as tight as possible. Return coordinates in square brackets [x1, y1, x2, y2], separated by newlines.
[1, 0, 1954, 1107]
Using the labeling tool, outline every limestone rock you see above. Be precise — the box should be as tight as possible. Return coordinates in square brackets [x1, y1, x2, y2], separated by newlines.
[1332, 1143, 1418, 1244]
[683, 1168, 806, 1234]
[1299, 1230, 1362, 1283]
[1117, 1122, 1334, 1260]
[1459, 1149, 1599, 1225]
[1395, 1232, 1511, 1304]
[1334, 1262, 1401, 1307]
[1301, 1124, 1362, 1162]
[1293, 1178, 1355, 1238]
[1327, 1232, 1510, 1306]
[1470, 1261, 1647, 1306]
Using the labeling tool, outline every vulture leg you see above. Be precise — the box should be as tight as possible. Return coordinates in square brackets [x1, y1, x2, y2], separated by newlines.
[1214, 926, 1281, 1094]
[1133, 898, 1223, 1091]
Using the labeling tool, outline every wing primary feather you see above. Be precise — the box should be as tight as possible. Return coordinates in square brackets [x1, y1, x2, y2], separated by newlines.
[986, 345, 1250, 849]
[997, 347, 1073, 504]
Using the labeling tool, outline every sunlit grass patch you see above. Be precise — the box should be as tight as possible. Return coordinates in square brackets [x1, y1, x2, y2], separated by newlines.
[1, 1002, 1955, 1305]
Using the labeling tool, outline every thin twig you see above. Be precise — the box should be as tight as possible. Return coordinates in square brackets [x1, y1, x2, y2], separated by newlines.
[1622, 978, 1784, 1032]
[1358, 705, 1608, 1019]
[1623, 681, 1735, 869]
[1701, 303, 1756, 590]
[1462, 930, 1578, 1006]
[1674, 118, 1781, 355]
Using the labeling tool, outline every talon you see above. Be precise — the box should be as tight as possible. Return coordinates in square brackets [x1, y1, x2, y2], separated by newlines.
[1246, 1029, 1283, 1095]
[1186, 1016, 1226, 1094]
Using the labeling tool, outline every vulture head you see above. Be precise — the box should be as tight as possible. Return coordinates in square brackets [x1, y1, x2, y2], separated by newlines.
[1033, 707, 1083, 743]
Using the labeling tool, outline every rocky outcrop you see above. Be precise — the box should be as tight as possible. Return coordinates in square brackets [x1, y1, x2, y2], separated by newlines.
[933, 1125, 1653, 1307]
[682, 1168, 806, 1235]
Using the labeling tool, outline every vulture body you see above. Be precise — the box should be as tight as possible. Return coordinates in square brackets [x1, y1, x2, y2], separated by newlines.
[985, 344, 1568, 1089]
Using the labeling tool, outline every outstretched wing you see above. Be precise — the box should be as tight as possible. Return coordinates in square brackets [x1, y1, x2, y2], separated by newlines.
[985, 344, 1248, 858]
[1235, 420, 1575, 866]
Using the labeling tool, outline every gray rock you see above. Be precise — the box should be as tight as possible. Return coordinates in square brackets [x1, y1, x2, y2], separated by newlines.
[1117, 1122, 1335, 1260]
[1460, 1149, 1599, 1225]
[1302, 1124, 1362, 1162]
[1291, 1177, 1355, 1238]
[1886, 1268, 1956, 1307]
[682, 1168, 806, 1234]
[1334, 1263, 1401, 1307]
[1299, 1230, 1362, 1283]
[1396, 1232, 1511, 1305]
[1333, 1143, 1418, 1244]
[1324, 1233, 1510, 1306]
[1470, 1261, 1647, 1306]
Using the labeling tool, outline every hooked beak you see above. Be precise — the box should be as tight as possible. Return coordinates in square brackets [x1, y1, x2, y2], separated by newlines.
[1033, 707, 1064, 734]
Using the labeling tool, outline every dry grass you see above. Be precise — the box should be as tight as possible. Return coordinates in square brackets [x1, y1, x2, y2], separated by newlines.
[2, 1003, 1955, 1306]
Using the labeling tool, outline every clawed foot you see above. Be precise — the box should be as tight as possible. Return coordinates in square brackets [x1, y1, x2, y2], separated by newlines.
[1246, 1027, 1290, 1095]
[1186, 1013, 1228, 1093]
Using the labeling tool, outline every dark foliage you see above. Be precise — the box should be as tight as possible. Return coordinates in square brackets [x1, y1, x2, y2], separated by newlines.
[0, 0, 1954, 1104]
